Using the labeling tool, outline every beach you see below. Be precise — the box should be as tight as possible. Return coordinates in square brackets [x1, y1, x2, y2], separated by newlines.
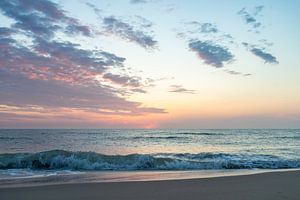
[1, 170, 299, 200]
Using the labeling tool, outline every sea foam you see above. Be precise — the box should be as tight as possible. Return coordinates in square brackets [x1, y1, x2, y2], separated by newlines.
[0, 150, 299, 171]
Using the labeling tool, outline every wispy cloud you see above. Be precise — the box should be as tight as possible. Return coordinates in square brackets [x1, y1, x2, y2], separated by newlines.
[224, 69, 252, 76]
[187, 22, 219, 34]
[237, 6, 264, 33]
[180, 9, 275, 73]
[0, 104, 165, 128]
[86, 2, 102, 16]
[169, 85, 196, 94]
[243, 42, 278, 64]
[130, 0, 150, 4]
[189, 40, 234, 68]
[85, 2, 158, 50]
[103, 72, 143, 88]
[0, 0, 91, 38]
[180, 21, 234, 43]
[177, 21, 236, 69]
[258, 39, 273, 47]
[250, 48, 278, 64]
[102, 16, 157, 49]
[238, 6, 278, 65]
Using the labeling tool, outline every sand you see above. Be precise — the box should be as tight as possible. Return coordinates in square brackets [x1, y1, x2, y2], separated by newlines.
[0, 170, 299, 200]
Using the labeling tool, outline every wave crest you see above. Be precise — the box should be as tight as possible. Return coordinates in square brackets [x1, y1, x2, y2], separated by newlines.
[0, 150, 299, 171]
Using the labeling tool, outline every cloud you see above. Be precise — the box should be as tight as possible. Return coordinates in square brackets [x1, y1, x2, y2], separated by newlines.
[243, 42, 278, 64]
[250, 48, 278, 64]
[0, 36, 126, 86]
[0, 68, 165, 115]
[0, 70, 126, 110]
[238, 7, 278, 64]
[102, 16, 157, 49]
[131, 88, 147, 93]
[164, 4, 177, 12]
[178, 21, 237, 69]
[85, 3, 157, 50]
[0, 0, 165, 117]
[0, 104, 165, 128]
[86, 2, 102, 16]
[169, 85, 196, 94]
[254, 5, 264, 15]
[182, 21, 234, 43]
[258, 39, 273, 47]
[187, 22, 218, 33]
[133, 15, 153, 28]
[189, 40, 234, 68]
[130, 0, 149, 4]
[224, 69, 252, 76]
[0, 0, 92, 38]
[0, 36, 162, 113]
[0, 27, 15, 36]
[103, 72, 142, 87]
[237, 6, 264, 32]
[198, 23, 218, 33]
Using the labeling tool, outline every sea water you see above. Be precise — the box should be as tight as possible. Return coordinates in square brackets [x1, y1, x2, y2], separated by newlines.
[0, 129, 299, 186]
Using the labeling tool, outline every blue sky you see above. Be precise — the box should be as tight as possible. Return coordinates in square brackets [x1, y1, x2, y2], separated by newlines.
[0, 0, 299, 128]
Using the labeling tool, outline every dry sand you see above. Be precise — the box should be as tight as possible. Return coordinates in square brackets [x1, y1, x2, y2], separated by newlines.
[0, 170, 299, 200]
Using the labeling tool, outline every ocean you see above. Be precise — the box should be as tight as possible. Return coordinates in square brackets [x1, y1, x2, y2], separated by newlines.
[0, 129, 299, 186]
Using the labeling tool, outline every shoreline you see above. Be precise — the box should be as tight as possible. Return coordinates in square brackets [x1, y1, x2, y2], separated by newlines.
[1, 168, 299, 188]
[1, 170, 299, 200]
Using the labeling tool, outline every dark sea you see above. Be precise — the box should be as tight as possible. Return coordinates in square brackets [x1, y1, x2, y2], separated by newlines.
[0, 129, 299, 186]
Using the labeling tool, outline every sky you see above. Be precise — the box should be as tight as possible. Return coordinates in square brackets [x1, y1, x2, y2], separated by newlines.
[0, 0, 300, 128]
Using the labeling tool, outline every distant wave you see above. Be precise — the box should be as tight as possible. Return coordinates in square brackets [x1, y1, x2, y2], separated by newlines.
[275, 136, 300, 140]
[0, 150, 299, 171]
[177, 132, 224, 136]
[0, 136, 32, 140]
[132, 136, 187, 140]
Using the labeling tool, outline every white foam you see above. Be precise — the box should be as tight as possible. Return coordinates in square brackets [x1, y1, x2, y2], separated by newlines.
[0, 150, 299, 171]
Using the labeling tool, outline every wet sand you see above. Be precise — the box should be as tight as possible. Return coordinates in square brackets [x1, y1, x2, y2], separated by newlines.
[0, 170, 299, 200]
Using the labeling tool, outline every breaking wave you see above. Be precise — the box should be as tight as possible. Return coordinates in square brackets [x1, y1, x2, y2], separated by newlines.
[0, 150, 299, 171]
